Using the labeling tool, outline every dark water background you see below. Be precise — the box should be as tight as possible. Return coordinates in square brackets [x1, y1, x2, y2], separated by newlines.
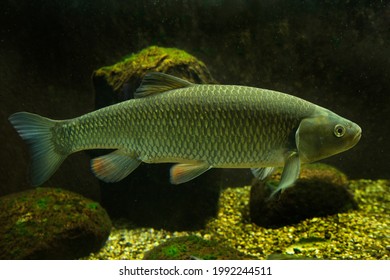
[0, 0, 389, 200]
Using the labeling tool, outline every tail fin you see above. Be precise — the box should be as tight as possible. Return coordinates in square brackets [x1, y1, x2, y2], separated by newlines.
[8, 112, 67, 186]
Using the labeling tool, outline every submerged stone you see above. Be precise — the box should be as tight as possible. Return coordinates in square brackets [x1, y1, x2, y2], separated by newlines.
[0, 188, 111, 259]
[266, 253, 318, 260]
[92, 45, 217, 108]
[250, 163, 358, 228]
[143, 235, 256, 260]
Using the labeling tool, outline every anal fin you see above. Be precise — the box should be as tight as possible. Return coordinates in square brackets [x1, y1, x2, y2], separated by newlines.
[170, 162, 211, 184]
[91, 150, 141, 183]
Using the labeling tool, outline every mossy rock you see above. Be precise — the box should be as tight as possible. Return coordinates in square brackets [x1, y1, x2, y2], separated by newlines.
[143, 235, 257, 260]
[92, 45, 216, 108]
[250, 163, 358, 228]
[266, 253, 318, 260]
[0, 188, 112, 259]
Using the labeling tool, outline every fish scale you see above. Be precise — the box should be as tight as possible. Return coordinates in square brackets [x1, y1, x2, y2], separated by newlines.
[73, 84, 311, 166]
[8, 72, 361, 193]
[86, 85, 296, 167]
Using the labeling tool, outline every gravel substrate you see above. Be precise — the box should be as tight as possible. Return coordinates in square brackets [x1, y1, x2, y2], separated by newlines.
[85, 179, 389, 260]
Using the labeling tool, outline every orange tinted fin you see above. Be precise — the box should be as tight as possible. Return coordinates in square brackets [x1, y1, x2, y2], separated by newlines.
[91, 150, 141, 183]
[170, 162, 211, 184]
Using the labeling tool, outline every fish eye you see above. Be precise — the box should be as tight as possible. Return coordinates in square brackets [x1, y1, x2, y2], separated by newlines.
[334, 124, 346, 137]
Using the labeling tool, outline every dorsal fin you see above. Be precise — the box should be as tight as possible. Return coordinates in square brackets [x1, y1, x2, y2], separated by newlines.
[134, 72, 193, 98]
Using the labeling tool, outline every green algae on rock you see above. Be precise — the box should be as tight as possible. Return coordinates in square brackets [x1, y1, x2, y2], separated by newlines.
[250, 163, 358, 228]
[0, 188, 112, 259]
[143, 235, 256, 260]
[92, 46, 216, 108]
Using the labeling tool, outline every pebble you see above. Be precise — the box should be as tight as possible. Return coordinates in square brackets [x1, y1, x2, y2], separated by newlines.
[84, 179, 389, 260]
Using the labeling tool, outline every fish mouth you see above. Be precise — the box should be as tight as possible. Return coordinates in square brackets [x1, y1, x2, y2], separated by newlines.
[353, 128, 362, 142]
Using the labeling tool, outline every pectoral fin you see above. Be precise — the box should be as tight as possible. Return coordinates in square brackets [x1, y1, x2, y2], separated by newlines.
[170, 162, 211, 184]
[91, 150, 141, 182]
[270, 151, 300, 198]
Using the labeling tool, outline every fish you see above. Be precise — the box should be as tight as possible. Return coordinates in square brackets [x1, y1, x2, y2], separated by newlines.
[9, 72, 362, 196]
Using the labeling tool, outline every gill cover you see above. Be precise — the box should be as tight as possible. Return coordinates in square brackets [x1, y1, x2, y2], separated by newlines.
[295, 111, 361, 163]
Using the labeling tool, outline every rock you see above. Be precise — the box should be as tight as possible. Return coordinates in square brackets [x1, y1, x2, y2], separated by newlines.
[266, 253, 318, 260]
[143, 235, 256, 260]
[92, 45, 217, 108]
[250, 163, 358, 228]
[91, 46, 222, 231]
[0, 188, 112, 259]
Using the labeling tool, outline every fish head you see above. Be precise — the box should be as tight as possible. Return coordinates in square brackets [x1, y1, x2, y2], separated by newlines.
[296, 108, 362, 163]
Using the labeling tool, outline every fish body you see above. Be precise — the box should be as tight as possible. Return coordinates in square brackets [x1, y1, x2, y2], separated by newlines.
[9, 73, 361, 195]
